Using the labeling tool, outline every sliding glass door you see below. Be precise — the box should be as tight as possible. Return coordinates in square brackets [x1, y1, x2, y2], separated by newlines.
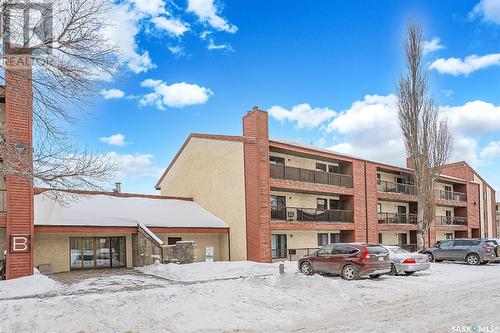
[70, 237, 126, 270]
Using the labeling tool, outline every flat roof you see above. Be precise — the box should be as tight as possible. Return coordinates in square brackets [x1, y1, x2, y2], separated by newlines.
[35, 192, 229, 229]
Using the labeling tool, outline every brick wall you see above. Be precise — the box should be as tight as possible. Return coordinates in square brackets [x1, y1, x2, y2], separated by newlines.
[4, 52, 34, 279]
[243, 109, 271, 262]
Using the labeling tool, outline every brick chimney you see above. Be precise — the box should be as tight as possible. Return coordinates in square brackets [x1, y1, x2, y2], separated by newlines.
[4, 46, 34, 279]
[242, 107, 272, 262]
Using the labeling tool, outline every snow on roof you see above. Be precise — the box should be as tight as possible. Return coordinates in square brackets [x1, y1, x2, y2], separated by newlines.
[34, 193, 229, 229]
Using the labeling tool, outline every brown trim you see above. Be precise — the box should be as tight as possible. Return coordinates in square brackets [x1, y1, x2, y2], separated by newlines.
[35, 188, 192, 201]
[148, 227, 229, 234]
[154, 133, 254, 190]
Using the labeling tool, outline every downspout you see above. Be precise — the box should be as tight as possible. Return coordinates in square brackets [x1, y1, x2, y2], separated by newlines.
[364, 162, 369, 243]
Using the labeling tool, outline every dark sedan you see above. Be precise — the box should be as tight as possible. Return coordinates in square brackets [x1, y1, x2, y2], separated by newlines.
[298, 243, 391, 280]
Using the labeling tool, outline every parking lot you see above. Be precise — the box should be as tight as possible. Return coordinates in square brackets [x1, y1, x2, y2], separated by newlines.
[1, 261, 499, 333]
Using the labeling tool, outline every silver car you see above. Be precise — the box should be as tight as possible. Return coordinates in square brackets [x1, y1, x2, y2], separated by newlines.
[383, 245, 430, 275]
[422, 239, 497, 265]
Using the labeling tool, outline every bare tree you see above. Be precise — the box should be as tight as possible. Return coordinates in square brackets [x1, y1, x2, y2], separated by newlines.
[397, 21, 453, 250]
[0, 0, 120, 198]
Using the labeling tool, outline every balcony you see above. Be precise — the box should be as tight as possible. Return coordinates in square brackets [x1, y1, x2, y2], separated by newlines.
[271, 206, 353, 223]
[377, 181, 416, 196]
[269, 164, 353, 188]
[435, 216, 467, 226]
[435, 189, 467, 202]
[378, 212, 418, 225]
[0, 189, 5, 213]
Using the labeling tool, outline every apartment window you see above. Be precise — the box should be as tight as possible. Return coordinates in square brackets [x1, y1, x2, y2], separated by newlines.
[483, 191, 487, 200]
[377, 203, 382, 213]
[270, 195, 286, 220]
[316, 198, 327, 210]
[445, 233, 453, 240]
[398, 233, 408, 245]
[328, 164, 339, 174]
[269, 156, 285, 165]
[317, 233, 329, 246]
[167, 237, 182, 245]
[376, 173, 381, 185]
[445, 210, 452, 217]
[330, 233, 341, 243]
[378, 233, 383, 244]
[316, 163, 327, 172]
[329, 199, 340, 210]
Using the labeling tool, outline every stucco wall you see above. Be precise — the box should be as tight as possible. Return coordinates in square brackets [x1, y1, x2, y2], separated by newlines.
[156, 232, 227, 262]
[271, 230, 340, 249]
[160, 138, 247, 261]
[435, 206, 454, 217]
[435, 182, 454, 192]
[270, 191, 340, 209]
[436, 231, 454, 241]
[269, 152, 339, 171]
[377, 201, 409, 214]
[377, 171, 399, 183]
[379, 231, 411, 245]
[34, 233, 133, 273]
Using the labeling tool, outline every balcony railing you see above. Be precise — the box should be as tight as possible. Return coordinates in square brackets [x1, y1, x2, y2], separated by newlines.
[434, 189, 467, 202]
[378, 212, 418, 225]
[377, 181, 416, 196]
[271, 206, 353, 223]
[435, 216, 467, 226]
[0, 189, 5, 213]
[269, 163, 353, 188]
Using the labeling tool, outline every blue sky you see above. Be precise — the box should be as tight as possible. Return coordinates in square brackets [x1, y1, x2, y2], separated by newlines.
[73, 0, 500, 194]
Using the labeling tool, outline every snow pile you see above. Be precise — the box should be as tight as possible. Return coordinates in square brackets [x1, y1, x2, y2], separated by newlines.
[138, 260, 292, 282]
[0, 274, 61, 299]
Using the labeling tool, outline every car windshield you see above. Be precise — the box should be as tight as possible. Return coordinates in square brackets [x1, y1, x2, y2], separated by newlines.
[387, 246, 409, 254]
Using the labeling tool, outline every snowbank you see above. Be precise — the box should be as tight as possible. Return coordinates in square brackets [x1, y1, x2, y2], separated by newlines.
[0, 274, 61, 299]
[138, 260, 293, 282]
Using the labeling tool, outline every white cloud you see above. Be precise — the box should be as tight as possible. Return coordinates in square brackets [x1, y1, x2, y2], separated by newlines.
[450, 136, 479, 165]
[100, 133, 128, 147]
[187, 0, 237, 33]
[152, 16, 189, 36]
[103, 3, 155, 74]
[470, 0, 500, 24]
[442, 89, 454, 98]
[439, 100, 500, 135]
[268, 104, 336, 129]
[480, 141, 500, 159]
[429, 53, 500, 76]
[423, 37, 444, 55]
[168, 45, 184, 55]
[128, 0, 166, 16]
[100, 89, 125, 100]
[139, 79, 213, 109]
[106, 152, 162, 178]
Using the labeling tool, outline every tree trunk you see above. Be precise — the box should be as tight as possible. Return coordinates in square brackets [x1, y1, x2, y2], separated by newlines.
[417, 201, 425, 250]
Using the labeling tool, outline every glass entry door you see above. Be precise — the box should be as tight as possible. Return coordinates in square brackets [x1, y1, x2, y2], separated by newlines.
[70, 237, 126, 270]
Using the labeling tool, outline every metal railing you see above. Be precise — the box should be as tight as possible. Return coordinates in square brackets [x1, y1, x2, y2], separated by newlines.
[271, 249, 288, 259]
[271, 206, 353, 223]
[377, 181, 416, 196]
[269, 163, 353, 188]
[378, 212, 418, 224]
[0, 190, 5, 213]
[435, 216, 467, 226]
[434, 189, 467, 202]
[285, 247, 321, 261]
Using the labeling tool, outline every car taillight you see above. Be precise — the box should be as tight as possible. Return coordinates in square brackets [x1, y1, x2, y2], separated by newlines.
[402, 258, 416, 264]
[483, 246, 493, 252]
[360, 250, 371, 260]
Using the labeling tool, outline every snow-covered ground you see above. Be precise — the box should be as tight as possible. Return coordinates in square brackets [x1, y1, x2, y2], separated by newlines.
[1, 261, 499, 333]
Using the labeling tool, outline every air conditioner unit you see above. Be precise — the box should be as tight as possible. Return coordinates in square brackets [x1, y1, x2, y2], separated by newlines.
[287, 209, 297, 221]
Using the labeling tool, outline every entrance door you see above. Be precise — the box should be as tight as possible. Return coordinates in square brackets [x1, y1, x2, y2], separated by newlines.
[270, 195, 286, 220]
[272, 234, 287, 259]
[398, 233, 408, 246]
[397, 206, 407, 224]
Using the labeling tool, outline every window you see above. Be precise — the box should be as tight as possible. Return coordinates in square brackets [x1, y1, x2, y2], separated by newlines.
[270, 195, 286, 219]
[332, 245, 358, 255]
[317, 233, 329, 246]
[70, 237, 126, 270]
[167, 237, 182, 245]
[398, 233, 408, 245]
[445, 233, 453, 240]
[328, 164, 339, 174]
[378, 233, 383, 244]
[269, 156, 285, 165]
[316, 198, 327, 210]
[484, 191, 487, 200]
[317, 244, 334, 255]
[471, 240, 481, 246]
[316, 163, 327, 172]
[445, 210, 452, 217]
[330, 233, 341, 243]
[454, 240, 471, 246]
[272, 234, 287, 259]
[377, 203, 382, 213]
[376, 173, 381, 185]
[329, 199, 340, 210]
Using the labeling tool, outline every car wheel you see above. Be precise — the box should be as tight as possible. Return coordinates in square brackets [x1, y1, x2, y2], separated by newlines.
[300, 261, 313, 275]
[466, 254, 480, 265]
[425, 252, 434, 262]
[389, 264, 398, 276]
[480, 261, 489, 265]
[341, 264, 359, 281]
[369, 274, 380, 279]
[404, 271, 415, 275]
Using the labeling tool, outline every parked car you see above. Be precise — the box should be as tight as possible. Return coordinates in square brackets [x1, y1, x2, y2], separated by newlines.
[421, 239, 497, 265]
[487, 239, 500, 262]
[382, 245, 430, 275]
[298, 243, 391, 280]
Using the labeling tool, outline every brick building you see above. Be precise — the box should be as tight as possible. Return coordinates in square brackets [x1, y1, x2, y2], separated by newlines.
[156, 108, 497, 262]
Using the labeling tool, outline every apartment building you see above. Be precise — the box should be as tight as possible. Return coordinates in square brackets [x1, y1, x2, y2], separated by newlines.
[157, 108, 497, 262]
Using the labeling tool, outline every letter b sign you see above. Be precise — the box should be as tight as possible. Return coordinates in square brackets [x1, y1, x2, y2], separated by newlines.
[10, 235, 30, 253]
